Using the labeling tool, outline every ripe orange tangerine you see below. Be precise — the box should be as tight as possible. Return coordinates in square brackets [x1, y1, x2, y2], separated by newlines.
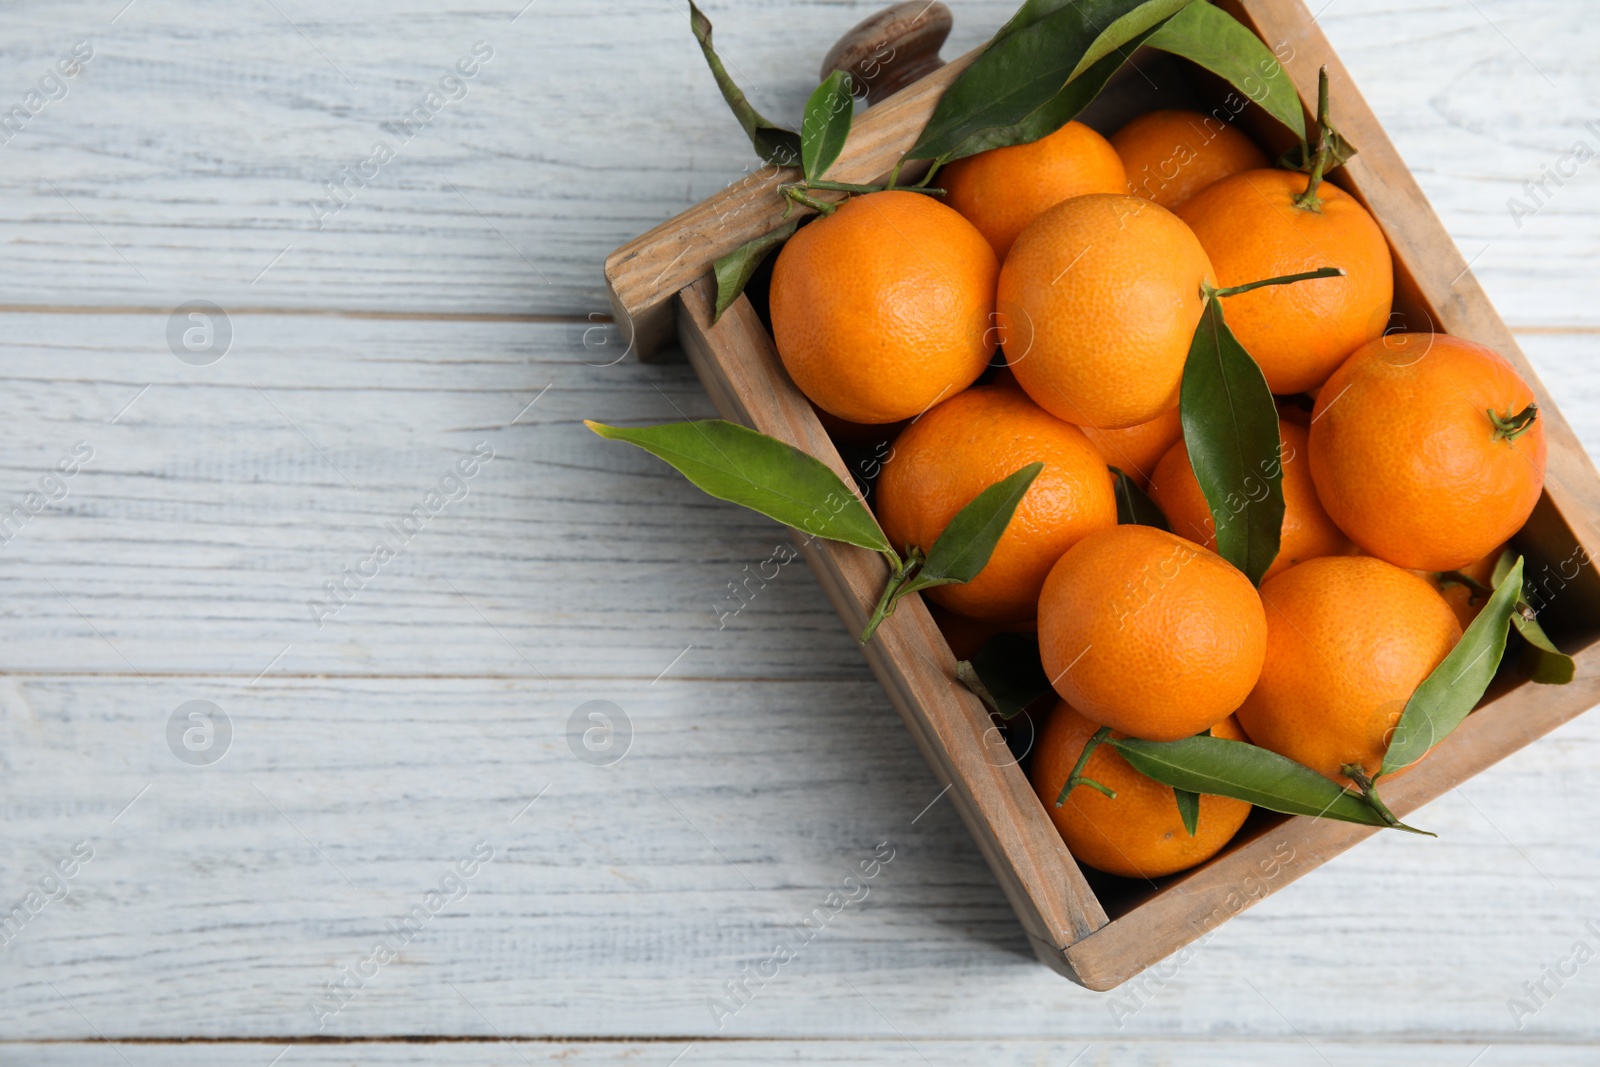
[876, 385, 1117, 624]
[1177, 168, 1393, 395]
[1031, 702, 1254, 879]
[1236, 555, 1461, 784]
[1309, 333, 1545, 571]
[997, 193, 1214, 430]
[769, 190, 998, 425]
[1037, 525, 1266, 742]
[941, 120, 1127, 260]
[1080, 406, 1184, 490]
[1148, 421, 1351, 582]
[1111, 108, 1269, 211]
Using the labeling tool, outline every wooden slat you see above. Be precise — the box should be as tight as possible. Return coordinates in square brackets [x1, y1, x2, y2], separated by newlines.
[10, 1040, 1600, 1065]
[0, 2, 1588, 325]
[674, 275, 1111, 968]
[2, 313, 1598, 1039]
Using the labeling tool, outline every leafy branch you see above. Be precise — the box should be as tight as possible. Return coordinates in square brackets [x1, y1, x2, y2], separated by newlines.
[586, 420, 1040, 644]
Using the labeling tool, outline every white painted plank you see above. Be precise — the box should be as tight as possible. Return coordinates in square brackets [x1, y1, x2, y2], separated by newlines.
[0, 311, 1597, 1046]
[4, 1039, 1597, 1066]
[1, 0, 1599, 1052]
[0, 315, 1588, 679]
[2, 672, 1598, 1042]
[0, 0, 1592, 323]
[0, 314, 865, 679]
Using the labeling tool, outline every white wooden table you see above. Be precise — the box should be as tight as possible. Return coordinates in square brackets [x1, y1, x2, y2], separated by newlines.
[1, 1, 1597, 1063]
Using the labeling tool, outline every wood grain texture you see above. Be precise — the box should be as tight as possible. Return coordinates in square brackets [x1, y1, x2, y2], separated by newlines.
[0, 0, 1598, 1052]
[2, 671, 1599, 1042]
[8, 1040, 1600, 1066]
[0, 1, 1590, 323]
[0, 315, 1596, 1042]
[0, 314, 867, 680]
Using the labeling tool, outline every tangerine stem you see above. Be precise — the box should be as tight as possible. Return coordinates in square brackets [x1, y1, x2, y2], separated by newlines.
[803, 178, 945, 197]
[1341, 763, 1434, 836]
[1437, 569, 1494, 603]
[1292, 67, 1333, 213]
[1489, 402, 1540, 441]
[782, 185, 838, 216]
[1057, 726, 1117, 805]
[858, 546, 923, 644]
[1212, 267, 1344, 299]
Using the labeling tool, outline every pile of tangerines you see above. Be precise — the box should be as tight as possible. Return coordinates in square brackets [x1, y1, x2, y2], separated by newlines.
[765, 109, 1547, 880]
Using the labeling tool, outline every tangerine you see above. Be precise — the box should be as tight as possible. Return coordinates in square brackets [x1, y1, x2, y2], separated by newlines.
[1111, 108, 1269, 211]
[1413, 543, 1508, 632]
[877, 386, 1117, 624]
[1236, 555, 1461, 784]
[1149, 421, 1351, 581]
[1309, 333, 1545, 571]
[769, 190, 997, 425]
[998, 193, 1214, 429]
[1080, 406, 1184, 489]
[1037, 525, 1266, 741]
[941, 120, 1127, 260]
[1030, 702, 1253, 879]
[1177, 168, 1393, 394]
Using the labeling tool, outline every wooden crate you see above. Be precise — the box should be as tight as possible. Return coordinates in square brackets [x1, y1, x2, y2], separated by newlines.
[604, 0, 1600, 988]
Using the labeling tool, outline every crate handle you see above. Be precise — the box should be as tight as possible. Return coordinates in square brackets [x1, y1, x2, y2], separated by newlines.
[819, 1, 952, 107]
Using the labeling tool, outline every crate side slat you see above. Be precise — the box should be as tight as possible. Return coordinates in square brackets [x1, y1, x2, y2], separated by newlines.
[673, 277, 1111, 974]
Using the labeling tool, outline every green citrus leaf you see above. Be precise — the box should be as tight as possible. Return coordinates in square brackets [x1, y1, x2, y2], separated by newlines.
[1489, 547, 1575, 685]
[1381, 557, 1524, 777]
[1111, 467, 1170, 530]
[910, 462, 1043, 589]
[1180, 295, 1284, 585]
[1174, 787, 1200, 836]
[1145, 0, 1306, 139]
[801, 70, 854, 182]
[1071, 0, 1195, 80]
[907, 0, 1188, 162]
[940, 21, 1169, 161]
[712, 221, 796, 322]
[1511, 608, 1575, 685]
[586, 419, 891, 553]
[688, 1, 801, 167]
[1108, 735, 1423, 832]
[956, 632, 1052, 720]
